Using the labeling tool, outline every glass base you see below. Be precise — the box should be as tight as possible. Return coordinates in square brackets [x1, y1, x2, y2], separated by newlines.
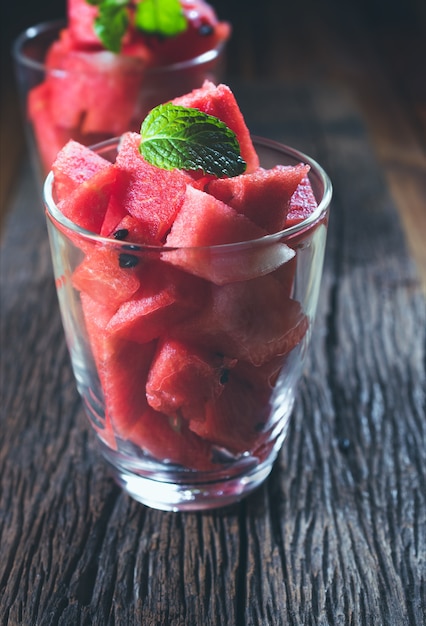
[97, 438, 277, 511]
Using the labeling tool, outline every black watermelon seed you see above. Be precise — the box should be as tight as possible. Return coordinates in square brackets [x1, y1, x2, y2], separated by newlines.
[198, 23, 214, 36]
[113, 228, 129, 240]
[119, 253, 139, 268]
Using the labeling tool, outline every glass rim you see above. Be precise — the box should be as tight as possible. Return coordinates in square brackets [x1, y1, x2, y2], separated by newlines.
[44, 135, 333, 252]
[12, 19, 225, 75]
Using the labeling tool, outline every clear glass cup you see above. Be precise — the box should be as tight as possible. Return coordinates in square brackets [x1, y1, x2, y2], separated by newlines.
[44, 137, 332, 511]
[12, 20, 227, 185]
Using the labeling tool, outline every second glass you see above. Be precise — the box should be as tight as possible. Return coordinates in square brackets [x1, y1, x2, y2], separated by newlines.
[13, 20, 227, 184]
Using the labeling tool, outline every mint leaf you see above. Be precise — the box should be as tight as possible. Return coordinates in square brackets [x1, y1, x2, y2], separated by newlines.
[86, 0, 188, 52]
[135, 0, 187, 37]
[140, 104, 247, 178]
[93, 0, 129, 53]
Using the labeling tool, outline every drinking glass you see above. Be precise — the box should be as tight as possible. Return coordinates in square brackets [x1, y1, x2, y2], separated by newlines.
[13, 20, 227, 185]
[44, 137, 332, 511]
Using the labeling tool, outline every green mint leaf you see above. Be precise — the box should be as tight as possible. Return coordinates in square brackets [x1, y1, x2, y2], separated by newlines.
[135, 0, 187, 37]
[92, 0, 130, 52]
[140, 104, 247, 178]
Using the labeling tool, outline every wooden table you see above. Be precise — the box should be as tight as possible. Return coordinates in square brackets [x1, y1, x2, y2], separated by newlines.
[1, 1, 425, 624]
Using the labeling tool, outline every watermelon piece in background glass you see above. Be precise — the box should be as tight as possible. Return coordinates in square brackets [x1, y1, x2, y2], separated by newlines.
[44, 134, 332, 512]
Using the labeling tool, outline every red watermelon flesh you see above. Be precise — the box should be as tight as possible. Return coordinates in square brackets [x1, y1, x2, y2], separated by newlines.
[189, 370, 271, 455]
[106, 261, 210, 344]
[172, 81, 260, 173]
[67, 0, 101, 48]
[80, 293, 157, 438]
[207, 164, 310, 233]
[81, 294, 218, 470]
[146, 337, 236, 422]
[115, 132, 189, 241]
[72, 246, 141, 309]
[173, 274, 309, 366]
[57, 163, 126, 234]
[125, 408, 218, 471]
[233, 355, 288, 396]
[46, 39, 147, 135]
[145, 0, 231, 64]
[100, 196, 130, 238]
[52, 139, 110, 199]
[166, 186, 268, 247]
[28, 83, 73, 176]
[102, 213, 161, 244]
[287, 174, 319, 226]
[164, 186, 295, 284]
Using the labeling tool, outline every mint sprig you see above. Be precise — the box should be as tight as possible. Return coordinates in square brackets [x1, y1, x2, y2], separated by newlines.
[86, 0, 188, 53]
[139, 104, 247, 178]
[92, 0, 129, 54]
[135, 0, 187, 37]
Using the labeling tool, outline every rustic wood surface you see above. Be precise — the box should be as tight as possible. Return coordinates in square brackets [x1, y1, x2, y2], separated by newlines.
[1, 0, 426, 624]
[1, 81, 425, 625]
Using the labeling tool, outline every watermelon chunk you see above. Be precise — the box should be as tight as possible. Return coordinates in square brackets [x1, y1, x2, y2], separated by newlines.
[145, 0, 231, 65]
[72, 246, 141, 309]
[172, 81, 260, 173]
[173, 274, 309, 366]
[67, 0, 101, 48]
[207, 164, 310, 233]
[52, 139, 111, 198]
[57, 163, 126, 234]
[80, 294, 156, 437]
[164, 185, 295, 284]
[166, 186, 267, 246]
[46, 38, 147, 134]
[28, 83, 72, 175]
[125, 408, 218, 471]
[189, 370, 271, 455]
[287, 173, 319, 226]
[115, 132, 189, 241]
[146, 337, 236, 422]
[81, 295, 219, 471]
[101, 213, 161, 244]
[106, 261, 210, 343]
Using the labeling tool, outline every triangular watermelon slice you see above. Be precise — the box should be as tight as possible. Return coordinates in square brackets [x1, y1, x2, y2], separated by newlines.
[207, 163, 310, 233]
[80, 293, 157, 438]
[173, 274, 309, 366]
[52, 139, 110, 198]
[146, 337, 236, 422]
[106, 260, 210, 343]
[72, 246, 141, 309]
[164, 186, 295, 284]
[57, 163, 126, 234]
[115, 132, 190, 241]
[124, 407, 219, 471]
[287, 173, 319, 226]
[172, 81, 260, 173]
[189, 370, 271, 455]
